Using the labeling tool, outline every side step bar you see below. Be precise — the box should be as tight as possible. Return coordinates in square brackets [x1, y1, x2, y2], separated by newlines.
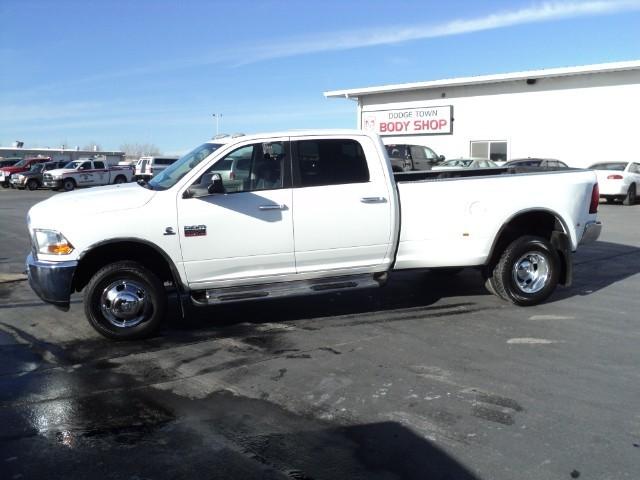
[190, 272, 388, 306]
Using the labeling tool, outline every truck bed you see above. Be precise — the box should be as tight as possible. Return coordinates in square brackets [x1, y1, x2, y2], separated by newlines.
[392, 167, 596, 269]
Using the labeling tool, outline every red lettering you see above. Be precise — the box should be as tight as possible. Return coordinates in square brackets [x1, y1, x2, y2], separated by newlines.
[439, 119, 447, 129]
[380, 122, 387, 132]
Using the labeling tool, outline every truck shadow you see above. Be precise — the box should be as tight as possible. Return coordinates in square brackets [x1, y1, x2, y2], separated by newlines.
[549, 240, 640, 302]
[3, 241, 636, 364]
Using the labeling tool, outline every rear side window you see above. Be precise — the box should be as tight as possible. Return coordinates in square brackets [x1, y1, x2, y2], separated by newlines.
[155, 158, 176, 166]
[589, 163, 626, 171]
[296, 139, 369, 187]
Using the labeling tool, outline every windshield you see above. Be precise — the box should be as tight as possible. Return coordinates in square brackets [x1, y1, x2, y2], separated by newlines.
[30, 164, 45, 173]
[589, 162, 627, 171]
[13, 159, 27, 167]
[147, 143, 225, 190]
[64, 161, 82, 169]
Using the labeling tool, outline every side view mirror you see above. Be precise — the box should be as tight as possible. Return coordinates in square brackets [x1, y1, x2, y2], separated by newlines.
[207, 173, 226, 195]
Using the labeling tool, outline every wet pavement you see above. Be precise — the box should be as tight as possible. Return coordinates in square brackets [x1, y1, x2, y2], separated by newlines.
[1, 189, 640, 479]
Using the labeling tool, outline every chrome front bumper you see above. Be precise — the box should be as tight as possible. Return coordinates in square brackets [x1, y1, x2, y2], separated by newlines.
[43, 180, 61, 189]
[26, 253, 77, 311]
[580, 221, 603, 245]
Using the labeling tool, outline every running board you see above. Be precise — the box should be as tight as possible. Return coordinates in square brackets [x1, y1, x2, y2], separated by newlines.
[190, 272, 388, 306]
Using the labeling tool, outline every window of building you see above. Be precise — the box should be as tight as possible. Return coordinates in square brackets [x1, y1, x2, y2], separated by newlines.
[470, 141, 508, 162]
[295, 139, 369, 187]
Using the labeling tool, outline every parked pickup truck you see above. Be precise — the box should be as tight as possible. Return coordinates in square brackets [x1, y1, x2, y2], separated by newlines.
[26, 130, 602, 340]
[0, 157, 51, 188]
[10, 161, 69, 190]
[42, 158, 134, 191]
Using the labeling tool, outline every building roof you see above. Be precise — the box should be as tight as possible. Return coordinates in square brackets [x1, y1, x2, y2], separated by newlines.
[0, 147, 124, 155]
[324, 59, 640, 99]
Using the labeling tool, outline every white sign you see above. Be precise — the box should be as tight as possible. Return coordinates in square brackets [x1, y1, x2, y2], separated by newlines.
[362, 106, 453, 136]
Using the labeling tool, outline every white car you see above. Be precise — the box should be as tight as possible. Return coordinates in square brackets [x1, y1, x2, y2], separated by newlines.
[431, 158, 499, 171]
[26, 130, 601, 340]
[135, 156, 179, 181]
[589, 161, 640, 205]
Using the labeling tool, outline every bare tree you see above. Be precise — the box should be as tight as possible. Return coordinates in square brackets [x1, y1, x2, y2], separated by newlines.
[119, 143, 161, 160]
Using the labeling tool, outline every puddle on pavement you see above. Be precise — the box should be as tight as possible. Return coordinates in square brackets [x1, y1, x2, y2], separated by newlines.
[31, 390, 175, 448]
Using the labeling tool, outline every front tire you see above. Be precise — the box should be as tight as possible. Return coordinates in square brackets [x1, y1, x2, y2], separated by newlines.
[62, 178, 76, 192]
[490, 236, 560, 306]
[26, 179, 39, 191]
[84, 261, 167, 340]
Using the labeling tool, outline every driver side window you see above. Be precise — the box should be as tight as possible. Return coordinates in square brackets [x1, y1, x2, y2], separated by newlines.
[192, 142, 287, 195]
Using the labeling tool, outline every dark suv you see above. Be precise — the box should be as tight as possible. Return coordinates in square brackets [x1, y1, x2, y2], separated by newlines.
[10, 161, 68, 190]
[504, 158, 569, 170]
[385, 144, 445, 172]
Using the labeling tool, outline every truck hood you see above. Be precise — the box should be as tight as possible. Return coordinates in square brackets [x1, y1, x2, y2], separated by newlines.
[16, 171, 40, 178]
[45, 168, 78, 176]
[0, 166, 26, 174]
[28, 183, 156, 230]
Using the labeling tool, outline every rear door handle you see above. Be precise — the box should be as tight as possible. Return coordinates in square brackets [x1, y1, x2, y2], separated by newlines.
[259, 204, 287, 211]
[360, 197, 387, 204]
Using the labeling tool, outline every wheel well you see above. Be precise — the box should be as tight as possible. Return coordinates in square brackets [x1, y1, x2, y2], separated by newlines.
[486, 210, 568, 282]
[114, 174, 126, 181]
[64, 177, 76, 185]
[72, 241, 178, 293]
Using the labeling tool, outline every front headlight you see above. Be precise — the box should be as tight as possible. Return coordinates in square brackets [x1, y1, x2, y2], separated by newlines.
[33, 229, 74, 255]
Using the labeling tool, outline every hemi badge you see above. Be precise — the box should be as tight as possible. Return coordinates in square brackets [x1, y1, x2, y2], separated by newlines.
[184, 225, 207, 237]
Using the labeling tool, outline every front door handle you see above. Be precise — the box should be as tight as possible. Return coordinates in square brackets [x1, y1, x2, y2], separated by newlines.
[360, 197, 387, 204]
[258, 204, 287, 211]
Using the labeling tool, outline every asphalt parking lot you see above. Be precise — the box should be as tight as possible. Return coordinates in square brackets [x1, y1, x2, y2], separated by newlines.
[1, 187, 639, 480]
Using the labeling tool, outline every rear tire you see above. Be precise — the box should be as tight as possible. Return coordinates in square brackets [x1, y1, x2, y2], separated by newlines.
[114, 175, 126, 184]
[490, 236, 560, 306]
[623, 184, 637, 206]
[84, 261, 167, 340]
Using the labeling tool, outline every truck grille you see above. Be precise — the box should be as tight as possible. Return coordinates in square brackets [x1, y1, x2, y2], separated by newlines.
[44, 173, 52, 181]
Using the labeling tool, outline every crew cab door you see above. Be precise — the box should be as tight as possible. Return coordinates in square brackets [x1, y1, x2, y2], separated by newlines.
[291, 136, 394, 273]
[75, 161, 96, 186]
[177, 139, 295, 288]
[92, 160, 108, 184]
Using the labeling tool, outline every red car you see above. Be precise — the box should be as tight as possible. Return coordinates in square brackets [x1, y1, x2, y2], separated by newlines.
[0, 157, 51, 188]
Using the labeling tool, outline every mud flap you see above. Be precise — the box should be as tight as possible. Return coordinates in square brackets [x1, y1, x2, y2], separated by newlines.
[551, 231, 572, 287]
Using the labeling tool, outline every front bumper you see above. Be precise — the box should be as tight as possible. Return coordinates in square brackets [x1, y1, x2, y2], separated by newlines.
[10, 177, 25, 187]
[43, 179, 62, 189]
[580, 221, 603, 245]
[26, 253, 77, 311]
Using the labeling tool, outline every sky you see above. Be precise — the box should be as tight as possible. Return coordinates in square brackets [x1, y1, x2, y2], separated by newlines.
[1, 0, 640, 154]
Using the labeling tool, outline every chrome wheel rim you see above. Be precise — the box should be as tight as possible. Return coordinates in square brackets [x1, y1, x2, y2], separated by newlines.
[100, 280, 147, 328]
[512, 252, 549, 294]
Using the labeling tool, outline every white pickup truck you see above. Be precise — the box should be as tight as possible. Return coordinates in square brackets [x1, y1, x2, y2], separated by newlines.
[26, 130, 602, 340]
[43, 158, 134, 191]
